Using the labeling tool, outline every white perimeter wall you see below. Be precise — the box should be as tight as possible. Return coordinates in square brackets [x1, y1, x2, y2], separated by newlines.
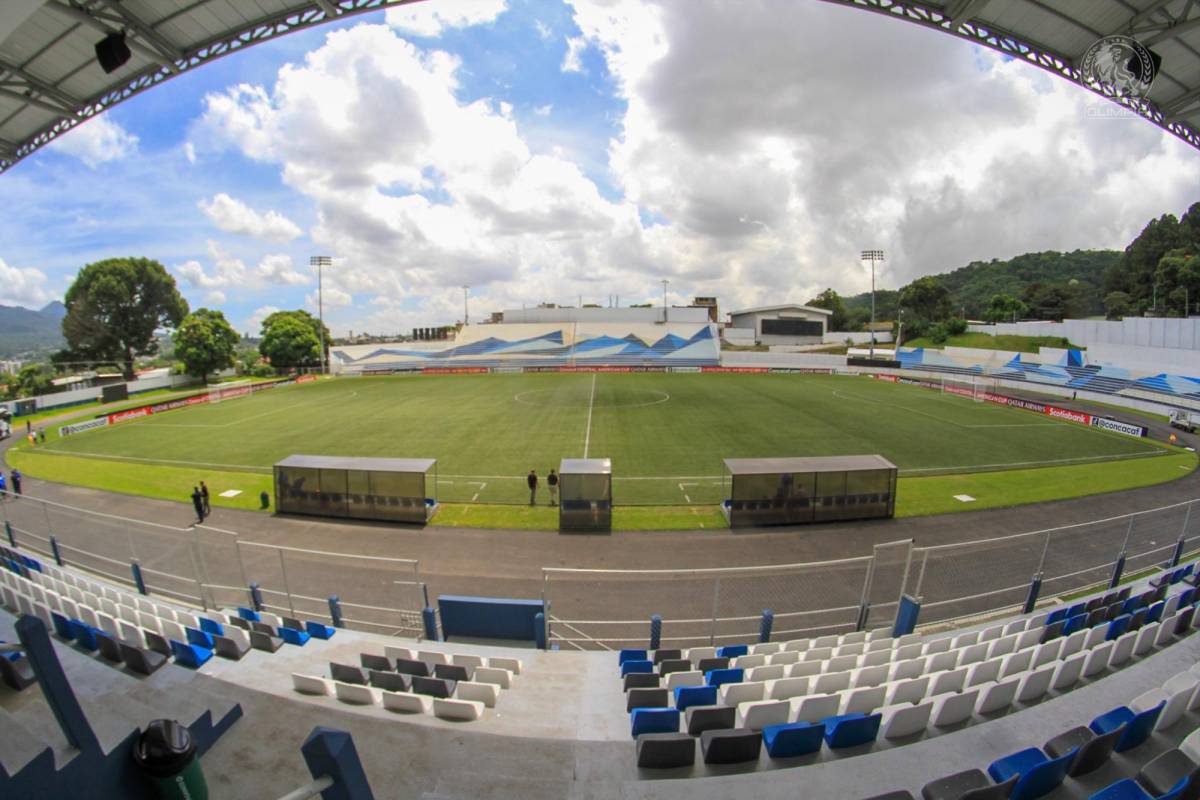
[970, 318, 1200, 350]
[500, 307, 711, 324]
[824, 331, 893, 344]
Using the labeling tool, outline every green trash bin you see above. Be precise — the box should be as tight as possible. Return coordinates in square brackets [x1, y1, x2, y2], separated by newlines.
[132, 719, 208, 800]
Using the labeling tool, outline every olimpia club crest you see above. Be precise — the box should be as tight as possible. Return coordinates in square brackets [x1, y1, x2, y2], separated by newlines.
[1081, 35, 1161, 99]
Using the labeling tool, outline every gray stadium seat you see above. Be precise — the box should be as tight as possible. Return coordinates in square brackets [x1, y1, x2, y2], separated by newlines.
[119, 642, 167, 675]
[213, 634, 249, 660]
[627, 687, 669, 712]
[635, 733, 695, 769]
[361, 653, 395, 672]
[700, 728, 762, 764]
[249, 630, 283, 652]
[330, 662, 368, 685]
[686, 704, 735, 736]
[368, 669, 410, 692]
[624, 672, 660, 691]
[412, 675, 455, 698]
[435, 663, 471, 682]
[0, 653, 36, 689]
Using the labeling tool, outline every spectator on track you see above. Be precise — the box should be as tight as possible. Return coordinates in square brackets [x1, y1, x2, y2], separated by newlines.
[38, 429, 45, 444]
[191, 486, 205, 523]
[10, 469, 21, 496]
[548, 469, 558, 506]
[0, 473, 6, 499]
[200, 481, 211, 515]
[527, 469, 538, 505]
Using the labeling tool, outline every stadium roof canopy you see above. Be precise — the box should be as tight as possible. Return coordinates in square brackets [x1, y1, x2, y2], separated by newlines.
[0, 0, 1198, 176]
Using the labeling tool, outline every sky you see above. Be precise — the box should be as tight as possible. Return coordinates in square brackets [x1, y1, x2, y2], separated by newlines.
[1, 0, 1199, 337]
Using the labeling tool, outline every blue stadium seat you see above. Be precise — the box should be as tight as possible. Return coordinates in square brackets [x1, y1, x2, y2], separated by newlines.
[673, 685, 717, 711]
[185, 627, 214, 649]
[705, 667, 744, 687]
[237, 607, 261, 622]
[630, 708, 679, 739]
[50, 611, 73, 640]
[1087, 777, 1189, 799]
[1090, 702, 1166, 753]
[198, 617, 224, 636]
[1146, 601, 1166, 624]
[305, 620, 335, 640]
[170, 639, 213, 669]
[717, 644, 748, 659]
[822, 712, 882, 749]
[1067, 602, 1087, 618]
[1107, 615, 1132, 641]
[763, 721, 825, 758]
[1177, 587, 1195, 607]
[68, 620, 98, 651]
[618, 648, 648, 666]
[987, 747, 1074, 800]
[1045, 608, 1069, 626]
[277, 627, 310, 646]
[1064, 614, 1090, 636]
[19, 555, 42, 572]
[621, 659, 653, 677]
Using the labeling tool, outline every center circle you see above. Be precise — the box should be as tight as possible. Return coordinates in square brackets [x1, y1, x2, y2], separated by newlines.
[513, 387, 671, 409]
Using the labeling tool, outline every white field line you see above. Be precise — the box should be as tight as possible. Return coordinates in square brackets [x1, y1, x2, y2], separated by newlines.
[472, 482, 487, 502]
[583, 372, 597, 458]
[678, 483, 691, 503]
[831, 389, 1062, 430]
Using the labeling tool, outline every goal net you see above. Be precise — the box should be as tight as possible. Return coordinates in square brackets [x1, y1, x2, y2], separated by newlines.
[941, 376, 986, 402]
[206, 379, 253, 404]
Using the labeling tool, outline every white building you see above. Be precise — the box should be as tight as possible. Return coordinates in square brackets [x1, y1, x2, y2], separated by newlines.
[727, 304, 832, 345]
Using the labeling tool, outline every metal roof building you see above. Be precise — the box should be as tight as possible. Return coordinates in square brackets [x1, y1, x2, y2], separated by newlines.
[0, 1, 1198, 175]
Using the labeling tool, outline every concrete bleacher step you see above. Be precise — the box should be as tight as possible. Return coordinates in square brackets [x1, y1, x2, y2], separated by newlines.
[126, 682, 236, 727]
[1, 698, 78, 771]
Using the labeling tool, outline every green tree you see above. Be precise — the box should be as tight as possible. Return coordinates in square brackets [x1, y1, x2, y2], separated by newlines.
[1022, 282, 1073, 321]
[61, 257, 189, 380]
[259, 312, 323, 369]
[983, 293, 1028, 323]
[898, 276, 951, 323]
[6, 363, 54, 400]
[260, 310, 331, 365]
[806, 288, 848, 331]
[1104, 291, 1133, 320]
[173, 309, 239, 384]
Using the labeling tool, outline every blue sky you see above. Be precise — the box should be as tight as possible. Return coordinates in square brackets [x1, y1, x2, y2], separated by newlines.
[1, 0, 1198, 336]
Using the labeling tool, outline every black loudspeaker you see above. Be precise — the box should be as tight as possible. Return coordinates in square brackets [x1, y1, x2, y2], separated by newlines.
[95, 32, 132, 74]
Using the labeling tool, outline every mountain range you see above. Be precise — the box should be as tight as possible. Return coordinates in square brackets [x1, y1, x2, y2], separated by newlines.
[0, 301, 65, 359]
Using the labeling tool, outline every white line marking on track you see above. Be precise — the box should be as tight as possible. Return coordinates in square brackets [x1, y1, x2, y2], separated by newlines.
[472, 482, 487, 502]
[583, 373, 596, 458]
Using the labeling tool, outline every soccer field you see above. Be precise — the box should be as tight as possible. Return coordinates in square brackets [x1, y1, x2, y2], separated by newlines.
[41, 373, 1165, 505]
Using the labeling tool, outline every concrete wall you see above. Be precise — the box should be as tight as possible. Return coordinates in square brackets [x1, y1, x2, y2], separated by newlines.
[500, 306, 710, 324]
[729, 309, 828, 345]
[0, 373, 197, 416]
[720, 351, 847, 368]
[970, 317, 1200, 350]
[824, 331, 893, 344]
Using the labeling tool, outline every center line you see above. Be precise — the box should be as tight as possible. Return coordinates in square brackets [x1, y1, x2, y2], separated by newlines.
[583, 373, 597, 457]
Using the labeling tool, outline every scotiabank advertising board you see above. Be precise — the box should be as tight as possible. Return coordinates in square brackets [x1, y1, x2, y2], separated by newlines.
[701, 366, 769, 373]
[107, 407, 152, 424]
[1045, 405, 1092, 425]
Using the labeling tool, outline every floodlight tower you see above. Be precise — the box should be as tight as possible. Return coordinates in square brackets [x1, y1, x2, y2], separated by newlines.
[310, 256, 332, 374]
[662, 279, 669, 323]
[462, 285, 469, 325]
[860, 249, 885, 358]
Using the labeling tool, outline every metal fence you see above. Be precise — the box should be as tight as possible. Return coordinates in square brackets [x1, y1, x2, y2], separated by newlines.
[0, 495, 425, 638]
[3, 491, 1198, 650]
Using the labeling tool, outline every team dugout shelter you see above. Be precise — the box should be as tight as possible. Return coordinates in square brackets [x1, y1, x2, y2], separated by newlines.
[722, 455, 897, 527]
[274, 455, 438, 524]
[558, 458, 612, 532]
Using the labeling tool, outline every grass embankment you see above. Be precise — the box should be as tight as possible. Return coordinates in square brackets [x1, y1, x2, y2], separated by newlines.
[10, 446, 1194, 530]
[902, 333, 1084, 353]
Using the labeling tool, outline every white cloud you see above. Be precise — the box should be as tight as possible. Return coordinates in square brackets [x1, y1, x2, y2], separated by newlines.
[533, 104, 553, 116]
[174, 241, 250, 289]
[0, 258, 52, 308]
[244, 305, 281, 335]
[534, 20, 553, 41]
[306, 285, 352, 309]
[205, 290, 227, 305]
[257, 253, 311, 286]
[184, 142, 197, 164]
[385, 0, 507, 37]
[48, 116, 139, 168]
[199, 193, 302, 242]
[561, 36, 587, 73]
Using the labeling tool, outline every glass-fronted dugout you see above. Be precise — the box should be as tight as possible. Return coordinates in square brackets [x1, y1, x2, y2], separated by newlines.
[722, 455, 897, 527]
[558, 458, 612, 532]
[274, 455, 438, 524]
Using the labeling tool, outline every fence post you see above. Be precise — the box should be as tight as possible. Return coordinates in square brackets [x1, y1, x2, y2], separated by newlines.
[856, 556, 877, 632]
[759, 609, 774, 643]
[534, 612, 547, 650]
[4, 520, 13, 547]
[649, 614, 662, 650]
[1110, 553, 1127, 589]
[1171, 537, 1186, 568]
[131, 560, 147, 595]
[1023, 573, 1043, 615]
[249, 581, 263, 611]
[422, 606, 438, 641]
[300, 727, 376, 800]
[891, 595, 921, 637]
[328, 595, 344, 628]
[16, 616, 101, 755]
[49, 535, 63, 567]
[709, 578, 721, 646]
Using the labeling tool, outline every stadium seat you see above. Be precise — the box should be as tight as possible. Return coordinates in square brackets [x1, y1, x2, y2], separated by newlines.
[630, 707, 680, 739]
[433, 697, 484, 722]
[627, 687, 670, 712]
[305, 620, 336, 640]
[621, 659, 654, 677]
[434, 663, 471, 683]
[473, 666, 512, 689]
[674, 684, 717, 711]
[291, 673, 332, 695]
[412, 676, 456, 698]
[249, 630, 283, 652]
[1137, 749, 1200, 798]
[624, 673, 660, 691]
[717, 644, 749, 659]
[381, 690, 430, 714]
[686, 704, 736, 736]
[454, 681, 499, 708]
[395, 657, 432, 677]
[700, 728, 762, 764]
[277, 626, 310, 646]
[1091, 701, 1166, 752]
[185, 627, 214, 650]
[334, 681, 376, 705]
[706, 667, 744, 687]
[198, 617, 224, 636]
[737, 699, 790, 731]
[95, 630, 123, 663]
[1044, 725, 1124, 777]
[921, 770, 1016, 800]
[1086, 778, 1189, 799]
[361, 653, 395, 672]
[237, 607, 260, 622]
[762, 721, 824, 758]
[169, 639, 212, 669]
[635, 733, 695, 769]
[652, 648, 682, 664]
[822, 712, 882, 749]
[987, 747, 1073, 800]
[657, 658, 691, 676]
[619, 648, 647, 666]
[330, 663, 368, 685]
[880, 700, 933, 739]
[794, 692, 842, 724]
[368, 670, 409, 693]
[0, 651, 35, 690]
[722, 680, 765, 706]
[931, 688, 980, 728]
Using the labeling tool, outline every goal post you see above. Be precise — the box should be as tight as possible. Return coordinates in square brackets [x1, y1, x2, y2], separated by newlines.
[941, 375, 985, 402]
[207, 379, 253, 404]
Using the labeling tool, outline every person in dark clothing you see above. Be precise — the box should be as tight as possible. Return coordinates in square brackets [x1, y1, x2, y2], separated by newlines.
[200, 481, 211, 515]
[38, 429, 45, 444]
[191, 486, 205, 523]
[10, 469, 21, 496]
[527, 470, 538, 505]
[547, 469, 558, 506]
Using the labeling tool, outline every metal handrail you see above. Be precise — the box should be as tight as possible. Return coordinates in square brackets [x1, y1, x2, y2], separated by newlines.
[275, 775, 334, 800]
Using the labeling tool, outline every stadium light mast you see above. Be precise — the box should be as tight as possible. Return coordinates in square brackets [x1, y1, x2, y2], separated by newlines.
[860, 250, 885, 358]
[462, 285, 469, 325]
[661, 279, 669, 323]
[310, 256, 332, 375]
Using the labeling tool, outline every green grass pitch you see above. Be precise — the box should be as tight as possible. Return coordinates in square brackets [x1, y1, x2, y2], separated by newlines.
[37, 373, 1166, 506]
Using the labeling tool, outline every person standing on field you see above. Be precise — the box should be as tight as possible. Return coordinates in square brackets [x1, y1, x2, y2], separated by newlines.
[200, 481, 211, 516]
[191, 486, 205, 523]
[548, 469, 558, 506]
[10, 469, 21, 496]
[527, 469, 538, 505]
